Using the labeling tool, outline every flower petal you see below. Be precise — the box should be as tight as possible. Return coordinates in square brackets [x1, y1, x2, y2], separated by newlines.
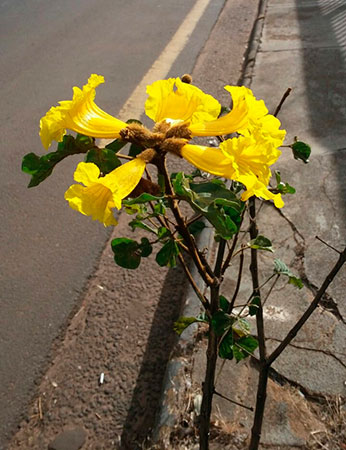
[145, 78, 220, 124]
[40, 74, 127, 149]
[73, 162, 100, 186]
[181, 144, 236, 178]
[189, 86, 249, 136]
[104, 158, 147, 206]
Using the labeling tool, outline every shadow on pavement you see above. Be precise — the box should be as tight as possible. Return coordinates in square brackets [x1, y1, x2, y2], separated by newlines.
[296, 0, 346, 212]
[120, 264, 188, 449]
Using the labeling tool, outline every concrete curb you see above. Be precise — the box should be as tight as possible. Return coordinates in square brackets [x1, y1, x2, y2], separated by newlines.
[152, 0, 268, 444]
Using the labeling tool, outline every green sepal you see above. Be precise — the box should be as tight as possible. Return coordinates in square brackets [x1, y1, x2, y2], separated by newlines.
[291, 140, 311, 163]
[22, 134, 89, 188]
[274, 259, 303, 289]
[155, 239, 180, 267]
[248, 235, 273, 252]
[111, 237, 152, 269]
[85, 148, 121, 174]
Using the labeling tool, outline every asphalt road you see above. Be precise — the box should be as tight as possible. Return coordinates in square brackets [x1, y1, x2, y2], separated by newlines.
[0, 0, 226, 445]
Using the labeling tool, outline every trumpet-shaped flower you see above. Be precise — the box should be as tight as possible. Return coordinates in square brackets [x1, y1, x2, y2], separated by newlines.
[40, 74, 127, 150]
[181, 135, 284, 208]
[145, 77, 249, 136]
[225, 86, 286, 147]
[65, 158, 146, 226]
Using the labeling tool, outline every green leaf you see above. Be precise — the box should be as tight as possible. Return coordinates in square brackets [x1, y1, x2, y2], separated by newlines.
[172, 173, 243, 239]
[105, 138, 127, 152]
[249, 296, 261, 316]
[233, 336, 259, 362]
[75, 134, 95, 150]
[273, 171, 296, 195]
[111, 238, 142, 269]
[126, 118, 142, 125]
[237, 335, 258, 354]
[274, 258, 303, 289]
[219, 295, 230, 313]
[154, 202, 166, 215]
[220, 105, 231, 116]
[22, 135, 88, 188]
[288, 276, 303, 289]
[85, 148, 121, 174]
[248, 235, 273, 252]
[123, 193, 163, 205]
[188, 220, 206, 236]
[219, 331, 233, 360]
[157, 227, 170, 241]
[128, 143, 143, 157]
[173, 316, 202, 335]
[139, 237, 152, 257]
[156, 239, 180, 267]
[291, 141, 311, 163]
[232, 318, 250, 337]
[129, 219, 156, 234]
[233, 345, 246, 362]
[211, 311, 233, 336]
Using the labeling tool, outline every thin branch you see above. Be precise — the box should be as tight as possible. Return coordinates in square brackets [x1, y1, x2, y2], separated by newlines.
[267, 337, 346, 369]
[274, 87, 292, 117]
[249, 197, 266, 361]
[262, 274, 280, 307]
[159, 155, 215, 286]
[221, 208, 245, 275]
[115, 152, 133, 160]
[267, 246, 346, 366]
[177, 252, 210, 311]
[228, 250, 244, 314]
[315, 235, 342, 254]
[213, 389, 253, 411]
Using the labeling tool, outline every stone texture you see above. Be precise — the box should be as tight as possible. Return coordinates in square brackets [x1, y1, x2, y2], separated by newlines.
[48, 427, 86, 450]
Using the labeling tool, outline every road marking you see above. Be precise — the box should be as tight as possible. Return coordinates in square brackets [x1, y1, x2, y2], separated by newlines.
[117, 0, 211, 121]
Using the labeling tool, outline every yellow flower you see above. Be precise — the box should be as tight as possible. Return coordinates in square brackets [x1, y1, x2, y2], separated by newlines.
[145, 77, 249, 136]
[225, 86, 286, 147]
[64, 158, 146, 226]
[40, 74, 127, 150]
[181, 135, 284, 208]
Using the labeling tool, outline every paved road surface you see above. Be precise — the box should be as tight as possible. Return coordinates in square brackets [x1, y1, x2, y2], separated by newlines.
[0, 0, 226, 445]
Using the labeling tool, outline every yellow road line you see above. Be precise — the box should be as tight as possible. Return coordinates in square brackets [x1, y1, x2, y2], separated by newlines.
[118, 0, 211, 121]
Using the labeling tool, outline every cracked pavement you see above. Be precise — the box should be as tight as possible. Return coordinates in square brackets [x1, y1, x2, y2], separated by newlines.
[155, 0, 346, 448]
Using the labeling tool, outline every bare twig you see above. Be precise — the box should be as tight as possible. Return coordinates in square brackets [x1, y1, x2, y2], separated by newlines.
[214, 389, 254, 411]
[274, 87, 292, 117]
[267, 246, 346, 366]
[228, 250, 245, 314]
[315, 235, 342, 254]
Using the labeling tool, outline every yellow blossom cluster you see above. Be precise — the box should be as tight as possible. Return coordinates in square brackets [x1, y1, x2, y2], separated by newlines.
[40, 74, 286, 226]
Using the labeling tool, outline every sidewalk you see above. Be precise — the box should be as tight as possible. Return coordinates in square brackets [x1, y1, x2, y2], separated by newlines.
[155, 0, 346, 448]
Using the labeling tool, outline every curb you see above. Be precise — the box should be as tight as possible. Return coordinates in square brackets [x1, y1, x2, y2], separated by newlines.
[152, 0, 268, 445]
